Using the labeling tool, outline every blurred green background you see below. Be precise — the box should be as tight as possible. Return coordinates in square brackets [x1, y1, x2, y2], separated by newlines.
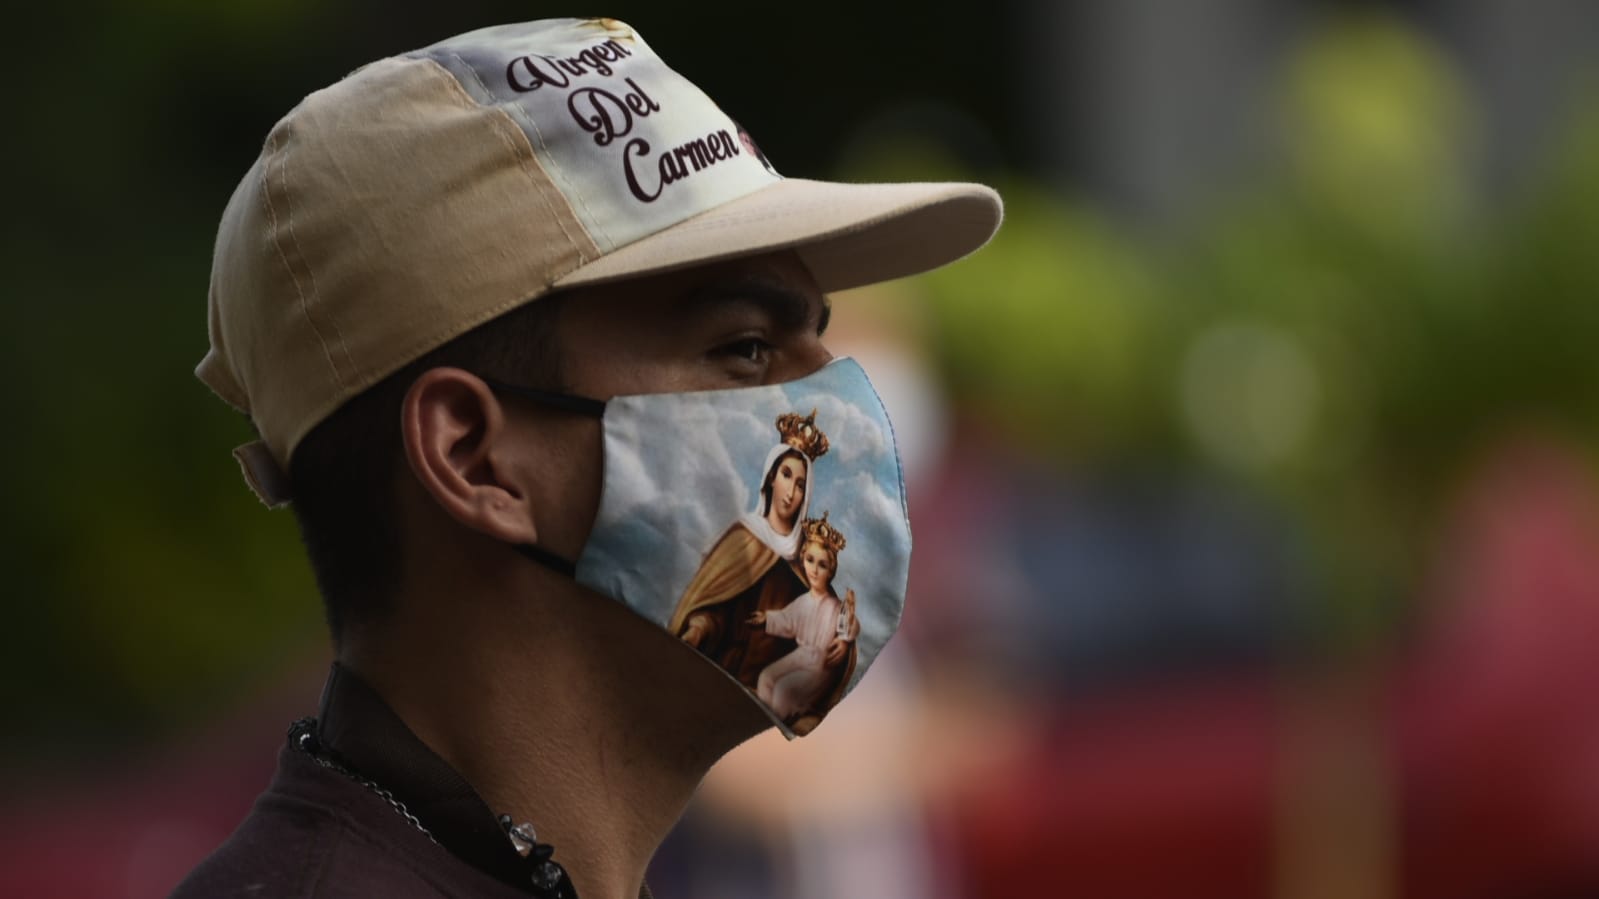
[6, 1, 1599, 897]
[1, 0, 1038, 765]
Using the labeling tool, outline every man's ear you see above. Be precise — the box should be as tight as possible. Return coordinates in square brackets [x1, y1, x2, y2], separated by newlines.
[400, 367, 538, 546]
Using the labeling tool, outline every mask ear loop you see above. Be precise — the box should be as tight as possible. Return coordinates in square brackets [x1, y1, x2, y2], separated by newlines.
[515, 543, 578, 577]
[477, 376, 607, 579]
[480, 380, 607, 417]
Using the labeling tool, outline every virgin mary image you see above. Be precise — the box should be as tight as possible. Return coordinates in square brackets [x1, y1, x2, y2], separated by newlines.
[668, 409, 830, 691]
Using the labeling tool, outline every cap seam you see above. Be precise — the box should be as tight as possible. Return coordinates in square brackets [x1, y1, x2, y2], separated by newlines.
[460, 55, 617, 251]
[438, 54, 610, 257]
[279, 127, 362, 382]
[275, 59, 610, 465]
[262, 127, 350, 392]
[529, 97, 614, 249]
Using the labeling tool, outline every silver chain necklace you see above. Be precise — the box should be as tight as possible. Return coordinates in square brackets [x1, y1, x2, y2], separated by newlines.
[293, 726, 438, 842]
[288, 719, 573, 896]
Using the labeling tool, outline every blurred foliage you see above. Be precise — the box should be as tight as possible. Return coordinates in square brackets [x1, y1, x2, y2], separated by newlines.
[5, 3, 1598, 771]
[1, 0, 1023, 771]
[919, 12, 1599, 648]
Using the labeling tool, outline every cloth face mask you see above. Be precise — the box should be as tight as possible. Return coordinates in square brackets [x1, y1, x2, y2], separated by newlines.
[495, 357, 911, 738]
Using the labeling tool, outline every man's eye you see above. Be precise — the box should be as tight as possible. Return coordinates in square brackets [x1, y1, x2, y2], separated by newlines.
[717, 338, 772, 364]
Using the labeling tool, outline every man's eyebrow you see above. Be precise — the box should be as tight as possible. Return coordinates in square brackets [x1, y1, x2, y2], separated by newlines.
[676, 277, 831, 336]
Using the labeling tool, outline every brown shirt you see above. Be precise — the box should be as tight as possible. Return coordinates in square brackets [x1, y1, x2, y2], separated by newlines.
[170, 665, 651, 899]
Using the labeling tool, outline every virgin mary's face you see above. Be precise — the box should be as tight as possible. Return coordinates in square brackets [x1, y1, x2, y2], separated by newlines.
[768, 456, 807, 532]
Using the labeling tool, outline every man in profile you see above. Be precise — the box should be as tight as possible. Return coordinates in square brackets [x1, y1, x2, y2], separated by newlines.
[177, 17, 999, 899]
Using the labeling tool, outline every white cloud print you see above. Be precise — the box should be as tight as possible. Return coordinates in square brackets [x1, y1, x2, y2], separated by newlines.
[788, 386, 891, 468]
[577, 390, 767, 621]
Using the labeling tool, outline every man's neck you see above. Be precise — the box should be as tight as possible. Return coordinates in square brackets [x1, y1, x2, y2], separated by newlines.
[348, 575, 768, 899]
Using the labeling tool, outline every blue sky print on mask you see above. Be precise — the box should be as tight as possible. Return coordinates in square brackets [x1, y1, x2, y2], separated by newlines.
[573, 357, 909, 732]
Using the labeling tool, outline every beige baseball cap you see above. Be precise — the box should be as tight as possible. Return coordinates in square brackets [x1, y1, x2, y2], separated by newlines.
[198, 17, 1002, 506]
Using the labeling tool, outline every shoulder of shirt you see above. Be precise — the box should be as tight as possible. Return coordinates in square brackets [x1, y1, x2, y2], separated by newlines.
[168, 750, 524, 898]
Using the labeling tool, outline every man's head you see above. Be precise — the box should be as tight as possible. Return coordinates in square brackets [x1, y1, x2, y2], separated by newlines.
[290, 247, 830, 646]
[284, 291, 566, 644]
[198, 18, 999, 722]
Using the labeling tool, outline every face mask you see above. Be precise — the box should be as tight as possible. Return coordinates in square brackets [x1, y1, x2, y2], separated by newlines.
[490, 357, 911, 737]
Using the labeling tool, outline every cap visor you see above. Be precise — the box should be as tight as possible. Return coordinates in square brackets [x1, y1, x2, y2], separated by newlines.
[553, 178, 1002, 293]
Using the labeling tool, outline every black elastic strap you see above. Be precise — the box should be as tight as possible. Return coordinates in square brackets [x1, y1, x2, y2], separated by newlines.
[480, 376, 595, 579]
[516, 542, 578, 578]
[481, 379, 607, 417]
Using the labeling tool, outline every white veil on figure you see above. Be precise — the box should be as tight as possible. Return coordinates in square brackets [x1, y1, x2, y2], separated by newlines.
[738, 443, 812, 559]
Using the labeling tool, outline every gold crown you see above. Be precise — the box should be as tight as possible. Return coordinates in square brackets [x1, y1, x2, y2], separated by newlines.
[776, 408, 830, 460]
[800, 512, 847, 555]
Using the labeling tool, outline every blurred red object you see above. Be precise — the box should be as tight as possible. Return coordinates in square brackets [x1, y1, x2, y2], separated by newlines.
[0, 663, 323, 899]
[1396, 439, 1599, 899]
[947, 437, 1599, 899]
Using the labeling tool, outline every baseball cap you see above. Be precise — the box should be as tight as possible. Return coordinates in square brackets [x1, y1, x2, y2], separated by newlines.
[197, 17, 1002, 506]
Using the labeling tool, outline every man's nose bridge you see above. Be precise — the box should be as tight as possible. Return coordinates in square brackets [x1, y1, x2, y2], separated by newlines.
[773, 340, 833, 384]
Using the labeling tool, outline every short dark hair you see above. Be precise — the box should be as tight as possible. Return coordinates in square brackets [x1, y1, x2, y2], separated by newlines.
[287, 294, 567, 645]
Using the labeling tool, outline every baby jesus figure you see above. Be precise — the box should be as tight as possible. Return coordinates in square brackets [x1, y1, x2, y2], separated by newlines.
[749, 514, 857, 722]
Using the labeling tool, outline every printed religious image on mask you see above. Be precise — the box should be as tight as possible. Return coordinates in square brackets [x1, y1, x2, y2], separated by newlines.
[668, 411, 860, 735]
[570, 358, 910, 738]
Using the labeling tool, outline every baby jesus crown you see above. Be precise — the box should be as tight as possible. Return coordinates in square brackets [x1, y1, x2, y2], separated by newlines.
[801, 512, 847, 554]
[776, 408, 830, 460]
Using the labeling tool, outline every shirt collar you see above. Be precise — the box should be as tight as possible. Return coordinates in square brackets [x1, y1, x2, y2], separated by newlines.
[315, 662, 553, 894]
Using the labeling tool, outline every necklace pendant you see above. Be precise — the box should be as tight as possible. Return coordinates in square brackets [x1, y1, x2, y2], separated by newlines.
[500, 814, 540, 856]
[530, 860, 565, 891]
[507, 821, 539, 856]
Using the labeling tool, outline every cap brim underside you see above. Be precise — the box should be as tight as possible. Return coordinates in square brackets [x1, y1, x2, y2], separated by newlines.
[553, 178, 1003, 294]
